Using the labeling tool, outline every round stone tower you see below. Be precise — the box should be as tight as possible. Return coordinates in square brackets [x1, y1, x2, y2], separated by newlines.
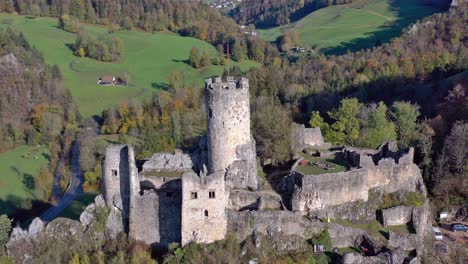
[205, 76, 251, 174]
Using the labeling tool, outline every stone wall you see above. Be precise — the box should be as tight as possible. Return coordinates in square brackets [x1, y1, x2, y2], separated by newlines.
[129, 190, 160, 246]
[142, 149, 193, 172]
[205, 77, 251, 174]
[102, 144, 138, 229]
[225, 140, 258, 189]
[285, 142, 426, 216]
[291, 124, 326, 151]
[290, 169, 369, 212]
[181, 170, 228, 246]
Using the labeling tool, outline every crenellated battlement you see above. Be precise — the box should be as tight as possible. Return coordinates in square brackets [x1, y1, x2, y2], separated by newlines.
[205, 76, 249, 91]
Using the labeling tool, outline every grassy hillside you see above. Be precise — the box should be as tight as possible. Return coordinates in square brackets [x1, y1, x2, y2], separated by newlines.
[0, 14, 259, 117]
[258, 0, 444, 54]
[0, 146, 50, 215]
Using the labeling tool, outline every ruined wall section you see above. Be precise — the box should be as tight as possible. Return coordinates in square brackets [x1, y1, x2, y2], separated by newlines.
[103, 144, 138, 229]
[205, 77, 251, 173]
[292, 124, 326, 151]
[181, 171, 228, 246]
[291, 170, 368, 212]
[225, 139, 258, 189]
[129, 190, 160, 246]
[287, 143, 425, 216]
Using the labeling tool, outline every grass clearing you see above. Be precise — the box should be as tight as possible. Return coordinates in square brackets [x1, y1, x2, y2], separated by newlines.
[0, 14, 260, 117]
[258, 0, 444, 54]
[297, 153, 348, 175]
[0, 145, 50, 215]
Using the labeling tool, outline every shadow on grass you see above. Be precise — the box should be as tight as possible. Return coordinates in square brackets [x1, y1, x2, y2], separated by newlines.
[151, 82, 171, 90]
[0, 195, 51, 227]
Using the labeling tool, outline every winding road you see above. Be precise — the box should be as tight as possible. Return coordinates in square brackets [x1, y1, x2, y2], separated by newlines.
[39, 142, 84, 222]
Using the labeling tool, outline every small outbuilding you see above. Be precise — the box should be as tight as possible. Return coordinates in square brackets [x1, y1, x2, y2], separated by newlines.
[98, 75, 116, 85]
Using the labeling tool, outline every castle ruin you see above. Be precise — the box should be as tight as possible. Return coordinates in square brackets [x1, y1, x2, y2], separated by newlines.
[101, 76, 429, 257]
[102, 77, 258, 247]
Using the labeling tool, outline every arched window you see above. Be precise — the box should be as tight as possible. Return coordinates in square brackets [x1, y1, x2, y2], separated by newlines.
[204, 210, 209, 217]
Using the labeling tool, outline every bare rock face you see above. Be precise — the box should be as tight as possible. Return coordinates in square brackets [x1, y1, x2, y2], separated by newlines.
[28, 218, 44, 239]
[106, 209, 123, 240]
[328, 223, 367, 248]
[342, 248, 405, 264]
[6, 218, 84, 263]
[388, 231, 418, 251]
[381, 206, 412, 227]
[80, 203, 96, 226]
[94, 194, 106, 208]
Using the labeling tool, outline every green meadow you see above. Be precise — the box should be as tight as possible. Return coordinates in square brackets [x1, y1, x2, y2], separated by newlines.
[0, 146, 50, 215]
[0, 14, 260, 117]
[258, 0, 443, 54]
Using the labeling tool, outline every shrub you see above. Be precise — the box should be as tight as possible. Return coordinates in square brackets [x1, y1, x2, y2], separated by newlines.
[0, 215, 12, 250]
[404, 192, 426, 207]
[311, 226, 332, 251]
[308, 253, 330, 264]
[74, 30, 123, 62]
[58, 15, 81, 33]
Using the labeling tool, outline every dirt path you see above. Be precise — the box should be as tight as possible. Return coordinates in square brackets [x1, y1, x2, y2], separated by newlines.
[39, 142, 84, 222]
[350, 7, 393, 21]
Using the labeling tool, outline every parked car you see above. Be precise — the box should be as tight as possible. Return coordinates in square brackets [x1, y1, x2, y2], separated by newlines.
[450, 223, 468, 232]
[432, 227, 443, 240]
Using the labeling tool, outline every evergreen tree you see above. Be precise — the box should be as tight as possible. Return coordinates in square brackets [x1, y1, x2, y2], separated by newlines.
[85, 0, 96, 23]
[69, 0, 85, 21]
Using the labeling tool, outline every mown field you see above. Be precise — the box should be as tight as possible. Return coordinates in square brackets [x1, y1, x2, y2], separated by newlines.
[0, 14, 260, 117]
[0, 146, 50, 215]
[258, 0, 443, 54]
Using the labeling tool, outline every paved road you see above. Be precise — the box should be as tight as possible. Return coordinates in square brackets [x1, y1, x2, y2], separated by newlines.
[39, 142, 84, 222]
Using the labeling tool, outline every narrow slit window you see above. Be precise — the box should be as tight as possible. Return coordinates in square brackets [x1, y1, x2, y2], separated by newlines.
[191, 192, 198, 199]
[209, 191, 215, 199]
[209, 108, 213, 118]
[204, 210, 209, 217]
[111, 169, 118, 177]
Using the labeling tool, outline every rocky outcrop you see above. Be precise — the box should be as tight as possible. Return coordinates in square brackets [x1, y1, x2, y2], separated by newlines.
[106, 209, 124, 240]
[388, 232, 417, 251]
[6, 218, 85, 263]
[142, 149, 193, 172]
[80, 203, 96, 226]
[6, 194, 122, 263]
[343, 248, 405, 264]
[227, 210, 324, 242]
[228, 189, 282, 211]
[328, 223, 367, 248]
[381, 206, 412, 227]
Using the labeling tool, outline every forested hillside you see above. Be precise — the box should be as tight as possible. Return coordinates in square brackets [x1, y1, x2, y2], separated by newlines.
[243, 4, 467, 208]
[0, 28, 75, 152]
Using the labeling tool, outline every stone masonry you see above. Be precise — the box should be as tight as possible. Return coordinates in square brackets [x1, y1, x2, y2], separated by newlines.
[98, 76, 429, 261]
[205, 77, 258, 189]
[102, 77, 258, 248]
[283, 142, 426, 217]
